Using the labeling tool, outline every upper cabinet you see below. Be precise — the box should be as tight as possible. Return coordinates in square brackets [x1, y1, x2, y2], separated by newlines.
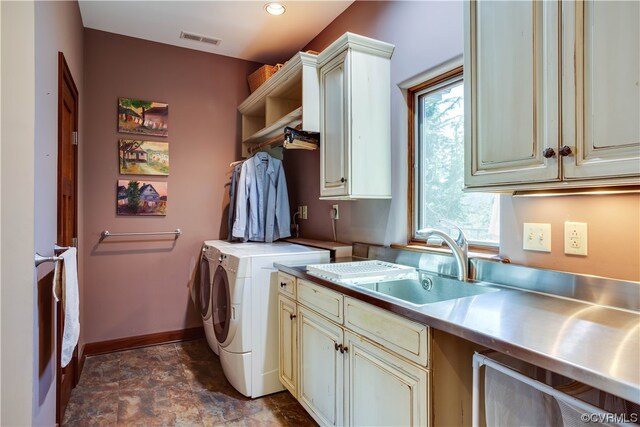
[464, 0, 640, 192]
[561, 1, 640, 182]
[238, 52, 319, 157]
[317, 33, 395, 199]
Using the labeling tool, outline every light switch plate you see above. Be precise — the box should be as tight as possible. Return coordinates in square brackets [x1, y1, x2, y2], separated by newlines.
[564, 221, 588, 256]
[523, 223, 552, 252]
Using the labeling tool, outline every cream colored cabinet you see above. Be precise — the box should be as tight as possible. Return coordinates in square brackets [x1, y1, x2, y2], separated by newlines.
[345, 332, 429, 427]
[464, 0, 561, 189]
[278, 294, 298, 397]
[278, 271, 431, 426]
[238, 52, 319, 157]
[318, 33, 395, 200]
[464, 0, 639, 191]
[561, 0, 640, 182]
[298, 306, 344, 427]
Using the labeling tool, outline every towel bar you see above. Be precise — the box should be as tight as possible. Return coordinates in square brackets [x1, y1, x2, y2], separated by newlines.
[100, 228, 182, 239]
[35, 253, 62, 267]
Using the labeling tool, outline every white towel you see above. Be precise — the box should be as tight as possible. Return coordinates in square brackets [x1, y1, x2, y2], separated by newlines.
[53, 248, 80, 367]
[485, 366, 563, 426]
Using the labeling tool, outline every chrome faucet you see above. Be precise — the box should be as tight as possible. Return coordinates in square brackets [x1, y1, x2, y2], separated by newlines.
[418, 226, 469, 282]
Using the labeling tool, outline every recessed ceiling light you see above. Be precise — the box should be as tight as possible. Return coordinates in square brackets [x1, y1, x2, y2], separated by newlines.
[265, 3, 286, 16]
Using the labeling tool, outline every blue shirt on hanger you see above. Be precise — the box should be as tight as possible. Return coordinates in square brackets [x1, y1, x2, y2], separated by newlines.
[232, 152, 291, 242]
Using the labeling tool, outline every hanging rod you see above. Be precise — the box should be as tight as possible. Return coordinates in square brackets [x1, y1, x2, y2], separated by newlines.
[246, 124, 304, 155]
[101, 229, 182, 239]
[248, 133, 285, 155]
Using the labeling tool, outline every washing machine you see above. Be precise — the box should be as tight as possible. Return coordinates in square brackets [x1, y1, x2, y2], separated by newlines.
[200, 240, 242, 355]
[198, 244, 220, 355]
[208, 241, 330, 398]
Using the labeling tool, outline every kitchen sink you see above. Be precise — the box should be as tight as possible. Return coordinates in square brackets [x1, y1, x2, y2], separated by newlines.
[354, 273, 499, 306]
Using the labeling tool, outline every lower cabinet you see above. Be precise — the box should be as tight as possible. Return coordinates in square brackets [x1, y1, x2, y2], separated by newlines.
[278, 295, 298, 397]
[298, 306, 344, 427]
[345, 332, 429, 427]
[278, 272, 431, 426]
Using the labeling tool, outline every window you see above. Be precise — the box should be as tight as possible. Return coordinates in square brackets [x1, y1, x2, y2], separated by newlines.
[409, 67, 499, 247]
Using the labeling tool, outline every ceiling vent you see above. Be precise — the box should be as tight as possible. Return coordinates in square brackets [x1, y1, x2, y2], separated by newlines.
[179, 31, 221, 46]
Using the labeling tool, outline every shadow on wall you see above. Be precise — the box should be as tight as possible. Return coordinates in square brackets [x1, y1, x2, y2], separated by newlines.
[37, 274, 55, 405]
[187, 245, 205, 314]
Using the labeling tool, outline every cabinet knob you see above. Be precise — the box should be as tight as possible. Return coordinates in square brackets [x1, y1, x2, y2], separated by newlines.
[326, 177, 346, 186]
[542, 147, 555, 158]
[339, 344, 348, 354]
[280, 282, 286, 288]
[334, 342, 340, 352]
[289, 314, 296, 320]
[559, 145, 572, 157]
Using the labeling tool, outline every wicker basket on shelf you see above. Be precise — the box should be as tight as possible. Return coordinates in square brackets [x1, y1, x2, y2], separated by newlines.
[248, 63, 283, 93]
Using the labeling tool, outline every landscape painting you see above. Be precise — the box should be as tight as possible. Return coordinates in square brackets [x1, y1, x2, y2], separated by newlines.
[117, 180, 167, 216]
[118, 98, 168, 137]
[119, 140, 169, 176]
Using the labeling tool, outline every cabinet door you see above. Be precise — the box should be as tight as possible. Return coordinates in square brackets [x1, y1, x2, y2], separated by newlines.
[345, 332, 429, 427]
[464, 0, 561, 188]
[562, 0, 640, 181]
[298, 306, 344, 427]
[320, 51, 349, 198]
[278, 295, 298, 397]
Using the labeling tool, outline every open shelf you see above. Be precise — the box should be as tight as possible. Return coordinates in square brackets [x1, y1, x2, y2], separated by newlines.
[243, 107, 302, 146]
[239, 52, 319, 157]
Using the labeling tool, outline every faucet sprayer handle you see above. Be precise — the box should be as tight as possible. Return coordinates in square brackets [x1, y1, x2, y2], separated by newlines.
[438, 221, 468, 250]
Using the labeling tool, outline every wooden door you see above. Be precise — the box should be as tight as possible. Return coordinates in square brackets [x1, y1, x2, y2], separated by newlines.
[345, 332, 429, 427]
[298, 306, 344, 427]
[278, 295, 298, 397]
[320, 51, 349, 198]
[57, 52, 79, 425]
[561, 0, 640, 182]
[464, 0, 561, 188]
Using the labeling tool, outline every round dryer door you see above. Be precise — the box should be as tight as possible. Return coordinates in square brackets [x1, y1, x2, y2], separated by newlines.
[199, 256, 211, 319]
[212, 265, 231, 344]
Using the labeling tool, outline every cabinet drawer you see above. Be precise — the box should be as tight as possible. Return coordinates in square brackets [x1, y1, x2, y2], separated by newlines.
[297, 279, 343, 324]
[344, 297, 429, 366]
[277, 272, 296, 299]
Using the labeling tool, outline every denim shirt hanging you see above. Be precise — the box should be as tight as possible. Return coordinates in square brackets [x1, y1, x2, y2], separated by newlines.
[231, 152, 291, 242]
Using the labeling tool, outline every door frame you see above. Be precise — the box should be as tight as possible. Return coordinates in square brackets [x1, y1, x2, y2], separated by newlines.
[56, 51, 79, 425]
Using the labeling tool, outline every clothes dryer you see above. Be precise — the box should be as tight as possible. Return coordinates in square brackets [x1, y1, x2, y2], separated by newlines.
[209, 241, 329, 398]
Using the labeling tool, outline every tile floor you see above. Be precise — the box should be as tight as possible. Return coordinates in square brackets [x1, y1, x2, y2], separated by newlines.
[62, 339, 317, 426]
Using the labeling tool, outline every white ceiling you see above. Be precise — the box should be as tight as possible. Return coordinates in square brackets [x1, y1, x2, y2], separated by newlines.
[78, 1, 354, 64]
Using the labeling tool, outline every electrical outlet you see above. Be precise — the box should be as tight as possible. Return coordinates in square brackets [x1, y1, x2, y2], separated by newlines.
[332, 204, 339, 220]
[564, 221, 587, 256]
[523, 223, 551, 252]
[298, 205, 308, 220]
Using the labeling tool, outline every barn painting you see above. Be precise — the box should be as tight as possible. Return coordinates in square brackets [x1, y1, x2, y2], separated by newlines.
[118, 98, 168, 137]
[119, 140, 169, 176]
[117, 180, 167, 216]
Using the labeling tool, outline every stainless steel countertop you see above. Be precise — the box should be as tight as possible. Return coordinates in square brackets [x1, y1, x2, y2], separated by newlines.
[275, 263, 640, 404]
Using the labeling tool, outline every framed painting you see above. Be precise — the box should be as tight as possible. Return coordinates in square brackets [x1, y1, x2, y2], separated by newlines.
[119, 139, 169, 176]
[118, 98, 168, 137]
[117, 180, 167, 216]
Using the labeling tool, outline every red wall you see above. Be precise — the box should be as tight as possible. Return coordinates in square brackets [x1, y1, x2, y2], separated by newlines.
[82, 29, 257, 344]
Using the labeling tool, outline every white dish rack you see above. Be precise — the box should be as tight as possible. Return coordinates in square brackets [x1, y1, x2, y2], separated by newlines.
[306, 260, 416, 284]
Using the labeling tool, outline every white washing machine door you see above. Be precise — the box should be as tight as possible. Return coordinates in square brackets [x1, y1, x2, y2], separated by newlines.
[198, 256, 212, 320]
